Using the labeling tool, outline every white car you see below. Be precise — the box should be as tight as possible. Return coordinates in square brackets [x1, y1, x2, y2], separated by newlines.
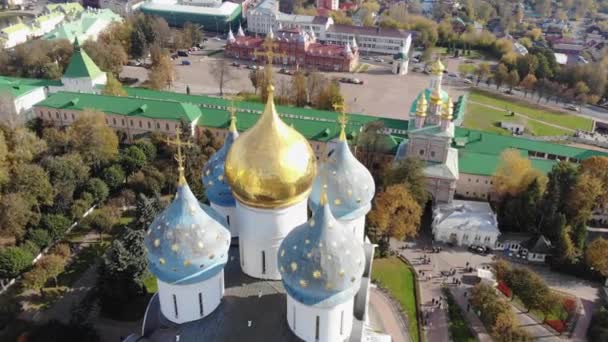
[565, 104, 580, 112]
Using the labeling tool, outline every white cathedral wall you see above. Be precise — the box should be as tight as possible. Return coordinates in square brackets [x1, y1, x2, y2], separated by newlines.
[338, 215, 366, 243]
[210, 202, 237, 238]
[287, 295, 354, 342]
[157, 270, 224, 324]
[236, 199, 308, 280]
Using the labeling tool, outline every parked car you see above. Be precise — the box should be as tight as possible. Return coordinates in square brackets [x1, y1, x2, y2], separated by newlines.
[448, 72, 459, 78]
[177, 50, 189, 57]
[181, 60, 191, 66]
[127, 60, 142, 67]
[463, 79, 473, 85]
[231, 62, 240, 67]
[468, 245, 490, 255]
[565, 104, 580, 112]
[412, 66, 422, 72]
[247, 65, 258, 70]
[374, 57, 383, 62]
[504, 90, 514, 95]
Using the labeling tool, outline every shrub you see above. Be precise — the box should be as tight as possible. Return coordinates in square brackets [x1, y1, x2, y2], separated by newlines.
[40, 214, 71, 241]
[563, 297, 576, 314]
[0, 247, 34, 278]
[26, 229, 52, 250]
[51, 243, 71, 259]
[21, 240, 41, 256]
[545, 319, 566, 333]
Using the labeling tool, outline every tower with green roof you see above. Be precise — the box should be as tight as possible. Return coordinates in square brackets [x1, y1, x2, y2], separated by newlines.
[60, 38, 107, 93]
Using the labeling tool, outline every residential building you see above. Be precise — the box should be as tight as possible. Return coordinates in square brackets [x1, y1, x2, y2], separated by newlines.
[1, 23, 31, 49]
[139, 0, 242, 32]
[245, 0, 412, 55]
[30, 12, 66, 37]
[0, 77, 47, 118]
[43, 2, 85, 17]
[224, 27, 359, 72]
[43, 8, 122, 42]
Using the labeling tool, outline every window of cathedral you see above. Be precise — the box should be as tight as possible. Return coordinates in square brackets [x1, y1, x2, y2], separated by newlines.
[419, 149, 424, 156]
[430, 151, 435, 158]
[293, 305, 296, 330]
[199, 292, 204, 316]
[315, 316, 320, 341]
[262, 251, 266, 274]
[173, 294, 178, 318]
[340, 310, 344, 335]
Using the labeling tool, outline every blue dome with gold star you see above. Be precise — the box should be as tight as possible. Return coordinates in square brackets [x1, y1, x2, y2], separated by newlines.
[202, 115, 239, 207]
[278, 192, 365, 307]
[309, 129, 375, 220]
[145, 178, 231, 285]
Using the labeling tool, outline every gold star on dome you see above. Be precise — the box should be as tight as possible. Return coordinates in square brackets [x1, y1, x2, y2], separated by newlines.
[299, 279, 308, 288]
[291, 262, 298, 272]
[218, 175, 224, 181]
[171, 243, 179, 252]
[159, 258, 166, 265]
[197, 241, 204, 249]
[338, 270, 345, 277]
[184, 259, 191, 266]
[154, 239, 160, 247]
[280, 249, 285, 257]
[313, 270, 321, 279]
[209, 253, 215, 259]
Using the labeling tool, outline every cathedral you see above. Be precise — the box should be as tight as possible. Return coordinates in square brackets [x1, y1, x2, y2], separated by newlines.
[125, 74, 384, 341]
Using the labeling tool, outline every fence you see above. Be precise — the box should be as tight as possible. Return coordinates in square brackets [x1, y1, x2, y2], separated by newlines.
[0, 205, 97, 295]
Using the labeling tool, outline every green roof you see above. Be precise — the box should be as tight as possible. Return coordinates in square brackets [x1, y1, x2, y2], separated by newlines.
[454, 127, 608, 160]
[0, 77, 43, 98]
[0, 75, 62, 87]
[45, 2, 84, 14]
[43, 9, 121, 42]
[34, 12, 63, 26]
[1, 23, 30, 34]
[124, 87, 409, 142]
[63, 45, 103, 79]
[35, 92, 202, 122]
[458, 150, 558, 176]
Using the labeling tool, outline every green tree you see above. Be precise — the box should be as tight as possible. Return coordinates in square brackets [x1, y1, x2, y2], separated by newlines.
[82, 209, 116, 242]
[44, 153, 90, 213]
[83, 40, 128, 76]
[40, 214, 71, 241]
[71, 198, 93, 220]
[291, 71, 308, 107]
[102, 73, 127, 96]
[315, 80, 344, 110]
[22, 265, 49, 297]
[26, 229, 52, 249]
[474, 62, 491, 86]
[520, 74, 538, 97]
[381, 157, 429, 205]
[121, 145, 148, 177]
[101, 164, 126, 191]
[134, 139, 157, 162]
[0, 193, 36, 240]
[0, 129, 9, 187]
[97, 228, 148, 314]
[493, 63, 509, 89]
[3, 126, 47, 165]
[9, 163, 54, 207]
[586, 237, 608, 277]
[507, 69, 520, 92]
[537, 292, 562, 321]
[84, 178, 110, 204]
[134, 193, 163, 230]
[539, 161, 579, 239]
[183, 22, 203, 47]
[0, 246, 33, 278]
[39, 254, 67, 287]
[368, 184, 422, 256]
[68, 110, 119, 169]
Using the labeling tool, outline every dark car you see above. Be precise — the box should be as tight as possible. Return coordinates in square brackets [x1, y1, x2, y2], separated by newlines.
[177, 50, 189, 57]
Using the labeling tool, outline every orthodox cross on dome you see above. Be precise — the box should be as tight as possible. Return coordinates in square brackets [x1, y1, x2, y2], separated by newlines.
[228, 99, 238, 131]
[166, 127, 193, 184]
[253, 37, 287, 89]
[332, 101, 348, 141]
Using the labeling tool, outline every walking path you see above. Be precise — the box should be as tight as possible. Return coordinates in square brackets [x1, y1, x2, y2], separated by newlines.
[510, 302, 561, 341]
[469, 100, 576, 133]
[449, 286, 493, 342]
[368, 287, 410, 342]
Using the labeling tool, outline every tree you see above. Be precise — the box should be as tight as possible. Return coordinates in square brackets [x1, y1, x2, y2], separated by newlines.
[40, 214, 71, 241]
[84, 178, 110, 204]
[68, 111, 118, 169]
[496, 179, 543, 233]
[580, 156, 608, 204]
[130, 27, 148, 61]
[27, 229, 52, 249]
[382, 158, 429, 205]
[134, 139, 157, 162]
[249, 69, 263, 95]
[82, 40, 127, 76]
[42, 127, 70, 155]
[586, 237, 608, 277]
[329, 10, 353, 25]
[315, 80, 344, 110]
[306, 71, 326, 105]
[9, 163, 54, 207]
[0, 91, 20, 129]
[291, 71, 308, 106]
[209, 58, 236, 96]
[474, 62, 490, 86]
[182, 22, 203, 47]
[102, 73, 127, 96]
[507, 69, 520, 92]
[101, 164, 126, 191]
[82, 208, 116, 241]
[0, 129, 8, 187]
[0, 193, 36, 240]
[4, 126, 47, 165]
[492, 149, 546, 198]
[568, 174, 602, 227]
[97, 228, 147, 314]
[368, 184, 422, 256]
[71, 198, 93, 220]
[134, 193, 163, 230]
[121, 145, 148, 176]
[556, 226, 577, 263]
[147, 48, 175, 90]
[537, 292, 562, 321]
[494, 63, 509, 89]
[0, 246, 33, 278]
[44, 153, 90, 213]
[22, 266, 49, 297]
[520, 74, 538, 97]
[40, 254, 67, 287]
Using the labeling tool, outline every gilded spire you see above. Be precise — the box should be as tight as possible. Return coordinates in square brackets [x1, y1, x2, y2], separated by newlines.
[430, 57, 445, 75]
[416, 94, 428, 117]
[228, 101, 237, 133]
[253, 36, 286, 90]
[167, 127, 192, 185]
[442, 96, 454, 120]
[333, 101, 347, 141]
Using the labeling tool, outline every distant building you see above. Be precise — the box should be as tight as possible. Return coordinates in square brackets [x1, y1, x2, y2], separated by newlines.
[245, 0, 412, 55]
[224, 28, 359, 72]
[30, 12, 66, 37]
[0, 78, 46, 118]
[43, 2, 85, 18]
[139, 0, 242, 33]
[500, 121, 525, 134]
[391, 43, 409, 75]
[43, 8, 122, 42]
[316, 0, 338, 11]
[0, 23, 30, 49]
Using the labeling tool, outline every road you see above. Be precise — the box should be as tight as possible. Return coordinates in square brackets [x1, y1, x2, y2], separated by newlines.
[368, 286, 410, 342]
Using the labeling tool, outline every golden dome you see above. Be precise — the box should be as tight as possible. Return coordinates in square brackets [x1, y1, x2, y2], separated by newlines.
[430, 58, 445, 75]
[442, 96, 454, 120]
[225, 85, 316, 209]
[415, 94, 428, 117]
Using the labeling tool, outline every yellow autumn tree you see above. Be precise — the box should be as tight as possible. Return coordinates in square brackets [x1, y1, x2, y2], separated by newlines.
[492, 149, 546, 197]
[368, 184, 421, 256]
[586, 237, 608, 276]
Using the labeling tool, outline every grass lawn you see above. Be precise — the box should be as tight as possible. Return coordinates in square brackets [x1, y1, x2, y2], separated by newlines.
[444, 288, 476, 342]
[434, 47, 493, 60]
[469, 90, 593, 131]
[464, 102, 572, 136]
[372, 257, 419, 342]
[142, 273, 158, 293]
